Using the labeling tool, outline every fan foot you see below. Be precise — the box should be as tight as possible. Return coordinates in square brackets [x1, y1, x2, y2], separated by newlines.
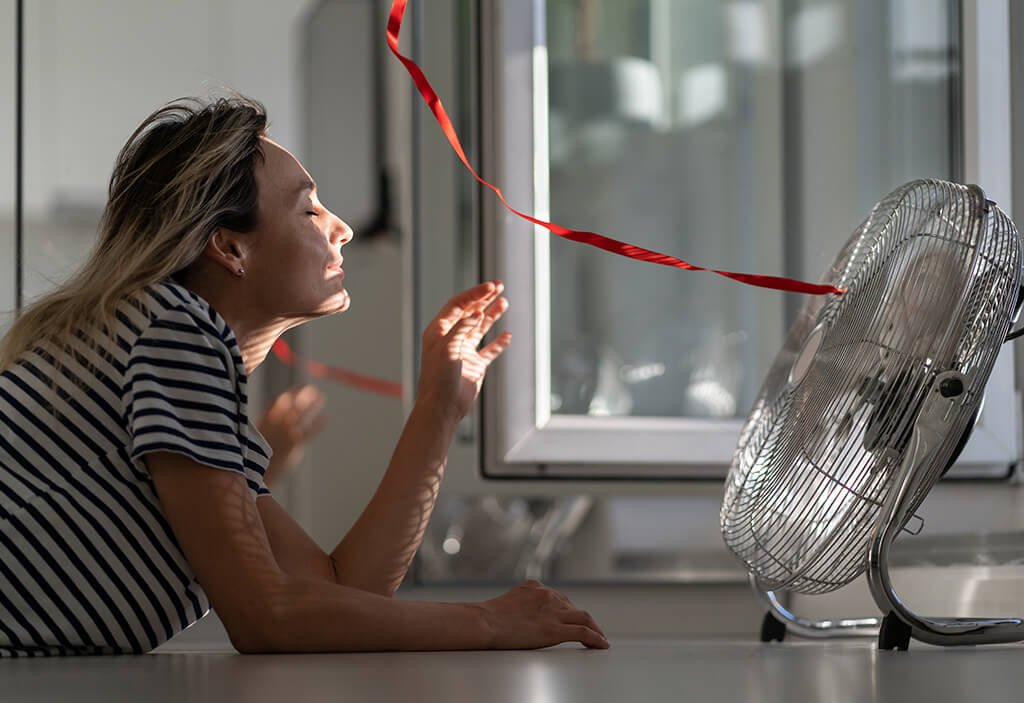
[878, 612, 912, 651]
[760, 612, 787, 642]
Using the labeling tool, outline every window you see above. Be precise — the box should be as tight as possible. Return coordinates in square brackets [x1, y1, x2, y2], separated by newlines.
[447, 0, 1020, 480]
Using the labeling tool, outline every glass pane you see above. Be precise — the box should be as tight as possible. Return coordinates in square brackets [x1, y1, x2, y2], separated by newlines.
[792, 0, 959, 280]
[543, 0, 958, 419]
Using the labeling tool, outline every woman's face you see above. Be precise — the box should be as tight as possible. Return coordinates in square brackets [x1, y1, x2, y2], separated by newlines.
[245, 137, 353, 320]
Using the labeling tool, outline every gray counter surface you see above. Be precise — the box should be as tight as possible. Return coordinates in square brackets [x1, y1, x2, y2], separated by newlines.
[3, 636, 1023, 703]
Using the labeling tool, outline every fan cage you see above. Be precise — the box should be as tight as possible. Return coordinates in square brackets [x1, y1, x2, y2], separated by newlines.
[721, 179, 1021, 594]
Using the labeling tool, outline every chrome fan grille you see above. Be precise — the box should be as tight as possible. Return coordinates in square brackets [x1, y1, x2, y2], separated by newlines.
[721, 180, 1021, 594]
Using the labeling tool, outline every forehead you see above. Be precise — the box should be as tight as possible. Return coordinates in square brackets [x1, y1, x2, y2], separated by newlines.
[256, 137, 313, 202]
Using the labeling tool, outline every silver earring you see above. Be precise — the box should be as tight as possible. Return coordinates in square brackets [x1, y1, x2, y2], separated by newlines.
[236, 267, 246, 277]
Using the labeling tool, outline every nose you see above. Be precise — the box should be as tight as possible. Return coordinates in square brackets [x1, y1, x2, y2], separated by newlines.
[329, 210, 353, 246]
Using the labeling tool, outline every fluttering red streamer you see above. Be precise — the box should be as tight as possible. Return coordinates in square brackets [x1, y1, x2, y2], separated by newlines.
[272, 340, 403, 399]
[385, 0, 844, 297]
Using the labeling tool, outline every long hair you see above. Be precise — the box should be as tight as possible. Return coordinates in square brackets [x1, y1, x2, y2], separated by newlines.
[0, 94, 268, 371]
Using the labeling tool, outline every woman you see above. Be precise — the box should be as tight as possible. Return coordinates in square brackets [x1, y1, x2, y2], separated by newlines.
[0, 95, 608, 656]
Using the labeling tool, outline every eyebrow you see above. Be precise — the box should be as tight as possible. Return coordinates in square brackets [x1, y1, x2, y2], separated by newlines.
[294, 179, 316, 197]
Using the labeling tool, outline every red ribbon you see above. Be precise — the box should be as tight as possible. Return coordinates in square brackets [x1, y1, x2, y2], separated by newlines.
[272, 340, 403, 399]
[386, 0, 844, 297]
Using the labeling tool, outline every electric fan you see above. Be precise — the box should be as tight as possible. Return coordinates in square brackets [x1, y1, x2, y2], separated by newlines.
[720, 179, 1024, 650]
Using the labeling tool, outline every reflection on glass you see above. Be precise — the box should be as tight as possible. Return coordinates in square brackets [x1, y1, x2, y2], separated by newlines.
[543, 0, 957, 419]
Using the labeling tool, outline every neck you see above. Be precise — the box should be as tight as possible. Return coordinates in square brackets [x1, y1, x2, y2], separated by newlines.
[177, 274, 295, 376]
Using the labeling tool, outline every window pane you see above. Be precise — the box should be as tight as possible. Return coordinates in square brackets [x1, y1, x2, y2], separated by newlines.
[544, 0, 957, 420]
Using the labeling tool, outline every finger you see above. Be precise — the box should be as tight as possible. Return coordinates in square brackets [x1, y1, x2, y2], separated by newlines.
[478, 332, 512, 364]
[470, 282, 504, 314]
[466, 279, 503, 307]
[275, 388, 298, 409]
[473, 297, 509, 340]
[283, 384, 309, 399]
[432, 280, 503, 331]
[294, 385, 327, 419]
[445, 311, 483, 337]
[294, 384, 323, 406]
[547, 589, 577, 614]
[439, 282, 496, 320]
[264, 390, 295, 422]
[547, 586, 573, 605]
[306, 412, 329, 437]
[561, 624, 609, 649]
[295, 404, 327, 437]
[561, 609, 606, 639]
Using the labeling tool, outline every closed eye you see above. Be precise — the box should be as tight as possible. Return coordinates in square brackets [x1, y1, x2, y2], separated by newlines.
[306, 211, 318, 217]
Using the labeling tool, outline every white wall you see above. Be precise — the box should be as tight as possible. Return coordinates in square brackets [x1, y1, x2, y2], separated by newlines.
[2, 0, 315, 219]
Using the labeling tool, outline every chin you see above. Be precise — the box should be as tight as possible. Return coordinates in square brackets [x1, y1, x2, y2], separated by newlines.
[322, 290, 351, 315]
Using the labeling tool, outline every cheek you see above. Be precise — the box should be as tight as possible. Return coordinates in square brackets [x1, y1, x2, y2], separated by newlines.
[270, 223, 320, 271]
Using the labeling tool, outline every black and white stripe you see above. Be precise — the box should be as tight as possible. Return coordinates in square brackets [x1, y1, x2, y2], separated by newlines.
[0, 280, 272, 656]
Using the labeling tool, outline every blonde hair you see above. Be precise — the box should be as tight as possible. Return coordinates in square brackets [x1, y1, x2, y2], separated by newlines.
[0, 94, 268, 371]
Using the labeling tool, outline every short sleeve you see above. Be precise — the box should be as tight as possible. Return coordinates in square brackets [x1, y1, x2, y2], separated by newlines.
[125, 309, 250, 483]
[243, 419, 274, 498]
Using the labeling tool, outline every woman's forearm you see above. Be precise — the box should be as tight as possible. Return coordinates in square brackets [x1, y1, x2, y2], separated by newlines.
[246, 574, 491, 653]
[328, 401, 457, 596]
[325, 283, 509, 596]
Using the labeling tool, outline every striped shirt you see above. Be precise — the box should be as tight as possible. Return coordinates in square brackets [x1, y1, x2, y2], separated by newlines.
[0, 279, 272, 656]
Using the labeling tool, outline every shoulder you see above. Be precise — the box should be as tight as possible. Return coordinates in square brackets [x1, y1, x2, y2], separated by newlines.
[139, 280, 235, 343]
[126, 280, 244, 380]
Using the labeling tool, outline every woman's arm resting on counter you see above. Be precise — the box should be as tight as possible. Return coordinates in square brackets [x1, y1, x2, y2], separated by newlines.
[146, 450, 607, 652]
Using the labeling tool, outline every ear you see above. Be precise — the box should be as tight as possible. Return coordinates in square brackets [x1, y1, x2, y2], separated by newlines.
[204, 228, 249, 276]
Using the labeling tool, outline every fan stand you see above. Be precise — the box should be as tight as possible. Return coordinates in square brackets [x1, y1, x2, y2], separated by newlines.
[752, 581, 880, 643]
[752, 371, 1024, 650]
[865, 372, 1024, 648]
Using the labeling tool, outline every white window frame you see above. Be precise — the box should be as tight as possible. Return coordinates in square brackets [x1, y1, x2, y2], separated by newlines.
[480, 0, 1020, 480]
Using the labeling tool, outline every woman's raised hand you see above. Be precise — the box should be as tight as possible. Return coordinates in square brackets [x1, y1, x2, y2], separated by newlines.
[474, 579, 610, 650]
[417, 280, 511, 426]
